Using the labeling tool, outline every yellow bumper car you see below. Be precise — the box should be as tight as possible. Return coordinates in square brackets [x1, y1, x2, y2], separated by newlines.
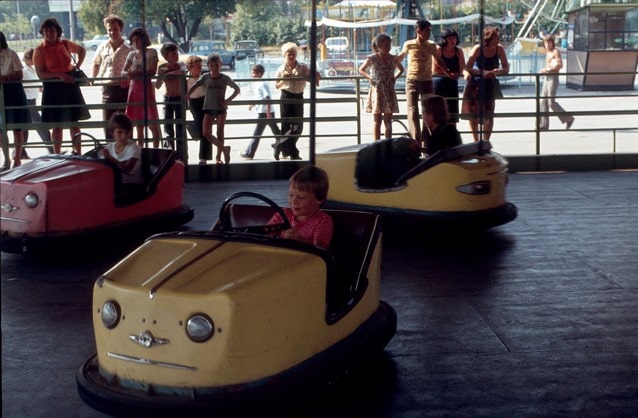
[316, 138, 517, 229]
[77, 192, 396, 415]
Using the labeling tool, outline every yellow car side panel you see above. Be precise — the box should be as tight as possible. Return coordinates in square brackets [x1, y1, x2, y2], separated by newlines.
[94, 237, 381, 387]
[316, 149, 509, 212]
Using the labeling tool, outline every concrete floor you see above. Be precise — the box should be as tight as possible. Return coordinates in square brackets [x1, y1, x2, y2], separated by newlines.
[2, 170, 637, 417]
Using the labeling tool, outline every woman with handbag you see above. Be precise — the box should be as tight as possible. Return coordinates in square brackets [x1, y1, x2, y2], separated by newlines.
[33, 17, 90, 155]
[462, 27, 509, 142]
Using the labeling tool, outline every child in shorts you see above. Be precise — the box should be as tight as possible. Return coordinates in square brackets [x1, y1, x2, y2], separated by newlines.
[185, 53, 240, 164]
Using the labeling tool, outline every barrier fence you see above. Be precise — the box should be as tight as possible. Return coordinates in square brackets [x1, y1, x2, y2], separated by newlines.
[1, 71, 637, 167]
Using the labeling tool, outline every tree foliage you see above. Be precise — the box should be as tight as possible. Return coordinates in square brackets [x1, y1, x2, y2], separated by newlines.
[0, 14, 32, 40]
[77, 0, 236, 50]
[119, 0, 236, 50]
[77, 0, 116, 35]
[231, 1, 307, 46]
[0, 0, 49, 39]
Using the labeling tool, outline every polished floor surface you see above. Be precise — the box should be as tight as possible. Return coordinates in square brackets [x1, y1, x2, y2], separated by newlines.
[2, 171, 637, 417]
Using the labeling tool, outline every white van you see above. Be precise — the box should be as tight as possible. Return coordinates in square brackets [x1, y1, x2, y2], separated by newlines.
[325, 36, 349, 53]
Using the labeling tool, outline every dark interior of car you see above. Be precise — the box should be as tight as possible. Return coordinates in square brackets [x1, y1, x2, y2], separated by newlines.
[355, 138, 494, 190]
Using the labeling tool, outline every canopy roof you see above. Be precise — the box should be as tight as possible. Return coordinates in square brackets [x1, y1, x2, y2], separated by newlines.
[330, 0, 396, 8]
[307, 14, 516, 28]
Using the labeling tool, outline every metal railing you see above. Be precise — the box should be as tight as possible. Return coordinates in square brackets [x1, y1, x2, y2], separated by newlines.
[2, 71, 637, 165]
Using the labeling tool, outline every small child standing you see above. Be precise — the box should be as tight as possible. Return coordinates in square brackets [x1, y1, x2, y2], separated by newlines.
[267, 165, 334, 250]
[155, 43, 187, 159]
[241, 64, 281, 160]
[186, 53, 240, 164]
[185, 55, 211, 165]
[122, 27, 161, 148]
[358, 33, 404, 140]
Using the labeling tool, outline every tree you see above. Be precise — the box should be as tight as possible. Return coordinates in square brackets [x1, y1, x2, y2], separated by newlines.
[77, 0, 235, 50]
[0, 0, 49, 39]
[0, 13, 32, 40]
[231, 0, 306, 46]
[119, 0, 236, 51]
[77, 0, 118, 35]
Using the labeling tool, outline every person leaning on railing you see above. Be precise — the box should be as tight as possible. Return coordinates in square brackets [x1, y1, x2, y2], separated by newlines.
[91, 14, 134, 140]
[33, 17, 91, 155]
[461, 26, 509, 142]
[274, 42, 320, 161]
[1, 30, 30, 169]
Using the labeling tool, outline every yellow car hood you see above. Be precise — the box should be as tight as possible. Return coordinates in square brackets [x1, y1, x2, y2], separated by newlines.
[101, 234, 324, 297]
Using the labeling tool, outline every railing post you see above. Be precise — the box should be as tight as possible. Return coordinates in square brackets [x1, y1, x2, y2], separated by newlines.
[355, 77, 361, 145]
[534, 73, 541, 156]
[179, 76, 188, 164]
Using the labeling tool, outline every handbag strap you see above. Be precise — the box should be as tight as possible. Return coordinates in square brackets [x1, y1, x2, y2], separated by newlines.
[62, 39, 79, 67]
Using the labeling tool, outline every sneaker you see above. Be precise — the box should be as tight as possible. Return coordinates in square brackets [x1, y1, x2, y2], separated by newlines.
[240, 152, 253, 160]
[565, 119, 574, 130]
[198, 159, 207, 165]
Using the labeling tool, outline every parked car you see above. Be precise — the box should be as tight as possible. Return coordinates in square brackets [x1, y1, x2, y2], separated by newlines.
[77, 192, 396, 415]
[0, 136, 193, 253]
[316, 139, 517, 229]
[189, 40, 236, 69]
[83, 34, 109, 51]
[325, 36, 349, 56]
[233, 40, 264, 61]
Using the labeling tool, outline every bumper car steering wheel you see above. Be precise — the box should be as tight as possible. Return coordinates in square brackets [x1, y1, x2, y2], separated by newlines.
[217, 192, 291, 235]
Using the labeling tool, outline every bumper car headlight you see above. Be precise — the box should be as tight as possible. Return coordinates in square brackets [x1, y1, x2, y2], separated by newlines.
[457, 181, 491, 195]
[186, 314, 214, 343]
[24, 193, 39, 208]
[101, 300, 121, 329]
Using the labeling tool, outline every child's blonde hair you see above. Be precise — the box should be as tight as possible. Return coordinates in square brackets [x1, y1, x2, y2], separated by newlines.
[185, 55, 202, 69]
[290, 165, 330, 202]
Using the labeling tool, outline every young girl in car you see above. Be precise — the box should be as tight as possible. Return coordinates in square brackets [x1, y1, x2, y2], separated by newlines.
[268, 165, 334, 250]
[100, 113, 143, 200]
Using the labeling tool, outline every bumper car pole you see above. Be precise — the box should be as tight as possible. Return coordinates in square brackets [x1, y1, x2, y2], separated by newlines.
[309, 0, 318, 165]
[478, 0, 485, 156]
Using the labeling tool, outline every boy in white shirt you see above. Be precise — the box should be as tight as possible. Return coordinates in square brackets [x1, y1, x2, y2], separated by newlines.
[241, 64, 281, 160]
